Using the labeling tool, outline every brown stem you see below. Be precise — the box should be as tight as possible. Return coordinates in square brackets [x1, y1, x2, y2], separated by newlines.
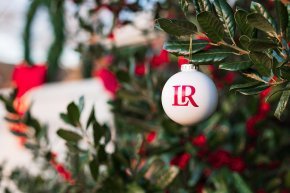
[219, 41, 250, 55]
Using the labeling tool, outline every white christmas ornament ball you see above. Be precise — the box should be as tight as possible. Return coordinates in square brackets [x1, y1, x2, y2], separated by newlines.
[161, 64, 218, 125]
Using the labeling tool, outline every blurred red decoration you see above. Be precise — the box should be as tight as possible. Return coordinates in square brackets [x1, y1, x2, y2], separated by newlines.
[208, 149, 231, 169]
[50, 152, 75, 184]
[256, 189, 267, 193]
[208, 65, 236, 89]
[146, 131, 157, 143]
[135, 63, 146, 76]
[12, 62, 47, 98]
[95, 68, 119, 96]
[170, 152, 191, 170]
[150, 49, 170, 68]
[178, 56, 189, 68]
[228, 157, 246, 173]
[195, 183, 205, 193]
[191, 134, 207, 147]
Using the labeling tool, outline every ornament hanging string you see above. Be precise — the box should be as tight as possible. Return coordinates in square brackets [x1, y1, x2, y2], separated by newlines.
[188, 35, 198, 70]
[189, 35, 193, 62]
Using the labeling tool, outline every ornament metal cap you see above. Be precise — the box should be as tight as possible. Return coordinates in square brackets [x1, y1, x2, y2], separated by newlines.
[181, 64, 196, 72]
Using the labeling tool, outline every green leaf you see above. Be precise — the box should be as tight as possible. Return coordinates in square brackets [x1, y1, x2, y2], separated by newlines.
[239, 35, 251, 50]
[287, 5, 290, 40]
[249, 52, 272, 76]
[197, 11, 224, 42]
[247, 13, 277, 37]
[156, 18, 197, 36]
[4, 116, 21, 123]
[98, 145, 107, 163]
[57, 129, 82, 142]
[272, 50, 287, 68]
[67, 102, 80, 127]
[0, 95, 17, 114]
[189, 49, 233, 63]
[213, 0, 235, 39]
[164, 40, 208, 56]
[11, 131, 27, 137]
[78, 96, 85, 113]
[86, 107, 96, 129]
[219, 60, 252, 71]
[78, 17, 94, 33]
[156, 166, 179, 189]
[251, 1, 276, 30]
[24, 111, 42, 137]
[232, 173, 253, 193]
[127, 183, 145, 193]
[197, 0, 212, 12]
[237, 84, 270, 95]
[274, 83, 290, 119]
[248, 39, 277, 52]
[241, 69, 267, 83]
[60, 113, 71, 125]
[230, 81, 262, 92]
[275, 0, 288, 34]
[116, 70, 130, 83]
[235, 9, 254, 37]
[89, 157, 99, 181]
[266, 86, 290, 101]
[179, 0, 190, 14]
[103, 124, 111, 144]
[92, 121, 105, 146]
[192, 0, 201, 14]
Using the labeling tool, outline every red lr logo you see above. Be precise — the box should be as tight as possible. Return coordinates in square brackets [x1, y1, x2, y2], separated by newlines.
[172, 85, 199, 107]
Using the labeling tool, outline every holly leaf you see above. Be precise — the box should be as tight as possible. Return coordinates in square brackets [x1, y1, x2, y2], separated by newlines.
[233, 173, 253, 193]
[239, 35, 250, 50]
[247, 13, 277, 37]
[274, 83, 290, 119]
[164, 40, 208, 56]
[213, 0, 235, 40]
[235, 9, 254, 37]
[230, 81, 262, 92]
[127, 183, 145, 193]
[248, 39, 277, 52]
[275, 0, 288, 34]
[219, 60, 252, 71]
[249, 52, 272, 77]
[236, 84, 269, 95]
[0, 95, 17, 114]
[192, 0, 201, 14]
[197, 11, 224, 43]
[189, 49, 233, 63]
[156, 166, 179, 189]
[92, 121, 105, 146]
[89, 156, 99, 181]
[156, 18, 197, 36]
[196, 0, 212, 12]
[86, 106, 96, 129]
[250, 1, 276, 30]
[179, 0, 190, 14]
[57, 129, 82, 142]
[287, 5, 290, 40]
[241, 69, 267, 83]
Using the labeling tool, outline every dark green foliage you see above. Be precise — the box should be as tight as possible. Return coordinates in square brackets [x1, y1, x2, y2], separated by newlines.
[156, 0, 290, 118]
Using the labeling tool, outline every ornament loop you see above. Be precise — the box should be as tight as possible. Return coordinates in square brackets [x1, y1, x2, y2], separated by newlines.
[181, 64, 197, 72]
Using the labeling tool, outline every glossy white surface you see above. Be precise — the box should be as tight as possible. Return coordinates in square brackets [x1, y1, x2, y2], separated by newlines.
[161, 67, 218, 126]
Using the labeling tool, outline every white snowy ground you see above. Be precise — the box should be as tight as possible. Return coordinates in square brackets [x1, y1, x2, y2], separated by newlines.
[0, 79, 114, 177]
